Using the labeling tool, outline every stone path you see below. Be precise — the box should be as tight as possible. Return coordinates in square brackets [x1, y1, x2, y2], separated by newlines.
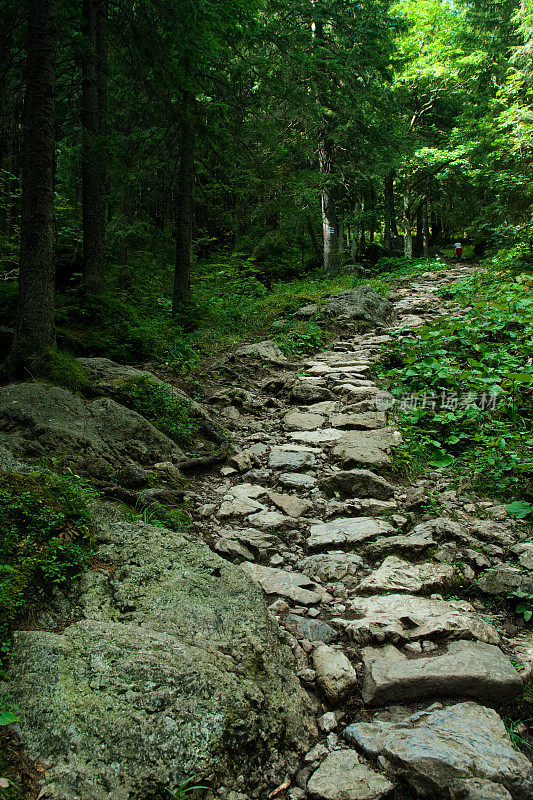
[192, 266, 533, 800]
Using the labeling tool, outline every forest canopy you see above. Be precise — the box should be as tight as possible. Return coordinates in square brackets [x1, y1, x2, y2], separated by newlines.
[0, 0, 532, 373]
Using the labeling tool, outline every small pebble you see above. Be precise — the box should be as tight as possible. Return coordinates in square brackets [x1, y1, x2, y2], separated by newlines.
[326, 732, 338, 749]
[297, 669, 316, 684]
[304, 743, 328, 763]
[318, 711, 337, 733]
[268, 599, 289, 615]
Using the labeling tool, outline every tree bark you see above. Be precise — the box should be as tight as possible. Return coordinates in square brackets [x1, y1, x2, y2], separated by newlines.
[172, 108, 195, 311]
[81, 0, 107, 290]
[369, 185, 376, 242]
[351, 200, 361, 258]
[306, 215, 322, 263]
[403, 183, 413, 259]
[414, 207, 423, 256]
[5, 0, 57, 375]
[423, 202, 430, 258]
[318, 121, 340, 273]
[383, 171, 397, 252]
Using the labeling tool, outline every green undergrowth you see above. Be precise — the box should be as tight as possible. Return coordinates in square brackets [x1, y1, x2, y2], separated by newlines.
[42, 252, 410, 374]
[128, 378, 200, 448]
[376, 262, 533, 502]
[2, 252, 448, 376]
[0, 471, 96, 667]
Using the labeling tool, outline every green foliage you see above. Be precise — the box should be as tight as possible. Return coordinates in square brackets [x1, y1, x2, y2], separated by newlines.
[503, 714, 533, 750]
[169, 775, 209, 799]
[507, 501, 533, 519]
[274, 320, 324, 356]
[377, 262, 533, 498]
[510, 588, 533, 623]
[129, 378, 200, 448]
[376, 257, 445, 277]
[0, 471, 95, 660]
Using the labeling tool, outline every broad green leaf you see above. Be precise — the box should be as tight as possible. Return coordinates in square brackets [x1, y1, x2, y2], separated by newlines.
[507, 501, 533, 519]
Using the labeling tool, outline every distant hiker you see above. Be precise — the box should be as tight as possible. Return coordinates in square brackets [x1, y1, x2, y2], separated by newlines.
[454, 241, 463, 261]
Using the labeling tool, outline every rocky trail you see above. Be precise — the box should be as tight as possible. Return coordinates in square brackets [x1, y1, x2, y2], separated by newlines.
[2, 265, 533, 800]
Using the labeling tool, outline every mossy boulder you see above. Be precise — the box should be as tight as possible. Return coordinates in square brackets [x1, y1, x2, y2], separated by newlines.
[2, 502, 316, 798]
[0, 382, 184, 468]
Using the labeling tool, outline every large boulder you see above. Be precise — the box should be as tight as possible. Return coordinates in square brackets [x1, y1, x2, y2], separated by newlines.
[345, 702, 533, 800]
[2, 502, 315, 799]
[0, 382, 184, 468]
[234, 340, 287, 365]
[78, 357, 206, 416]
[323, 287, 394, 326]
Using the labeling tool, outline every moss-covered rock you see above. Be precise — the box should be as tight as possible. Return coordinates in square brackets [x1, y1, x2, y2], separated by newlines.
[2, 502, 316, 798]
[0, 382, 184, 468]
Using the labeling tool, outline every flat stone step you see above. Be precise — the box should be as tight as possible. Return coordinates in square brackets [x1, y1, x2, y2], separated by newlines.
[307, 750, 394, 800]
[332, 427, 402, 468]
[340, 593, 500, 646]
[307, 517, 395, 550]
[355, 555, 455, 595]
[361, 640, 523, 705]
[240, 562, 328, 605]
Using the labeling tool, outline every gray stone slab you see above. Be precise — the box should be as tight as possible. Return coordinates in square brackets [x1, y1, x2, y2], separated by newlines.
[307, 750, 394, 800]
[312, 645, 358, 702]
[307, 517, 395, 550]
[298, 551, 364, 584]
[268, 446, 318, 471]
[286, 615, 338, 644]
[342, 594, 500, 646]
[241, 562, 323, 605]
[332, 428, 402, 468]
[283, 411, 326, 431]
[345, 702, 533, 800]
[319, 469, 395, 500]
[362, 640, 523, 705]
[356, 556, 455, 595]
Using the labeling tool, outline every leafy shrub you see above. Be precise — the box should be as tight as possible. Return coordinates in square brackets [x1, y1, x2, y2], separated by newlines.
[129, 378, 200, 447]
[274, 320, 324, 356]
[377, 268, 533, 498]
[0, 472, 96, 660]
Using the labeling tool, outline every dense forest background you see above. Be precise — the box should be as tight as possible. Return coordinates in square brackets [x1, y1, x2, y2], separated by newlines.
[1, 0, 533, 374]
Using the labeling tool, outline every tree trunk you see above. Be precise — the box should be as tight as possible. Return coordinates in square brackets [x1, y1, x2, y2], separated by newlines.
[369, 185, 376, 242]
[351, 200, 361, 258]
[172, 109, 195, 311]
[383, 173, 393, 252]
[306, 215, 322, 263]
[414, 207, 423, 256]
[403, 185, 412, 259]
[4, 0, 57, 375]
[318, 122, 340, 273]
[81, 0, 107, 290]
[423, 202, 430, 258]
